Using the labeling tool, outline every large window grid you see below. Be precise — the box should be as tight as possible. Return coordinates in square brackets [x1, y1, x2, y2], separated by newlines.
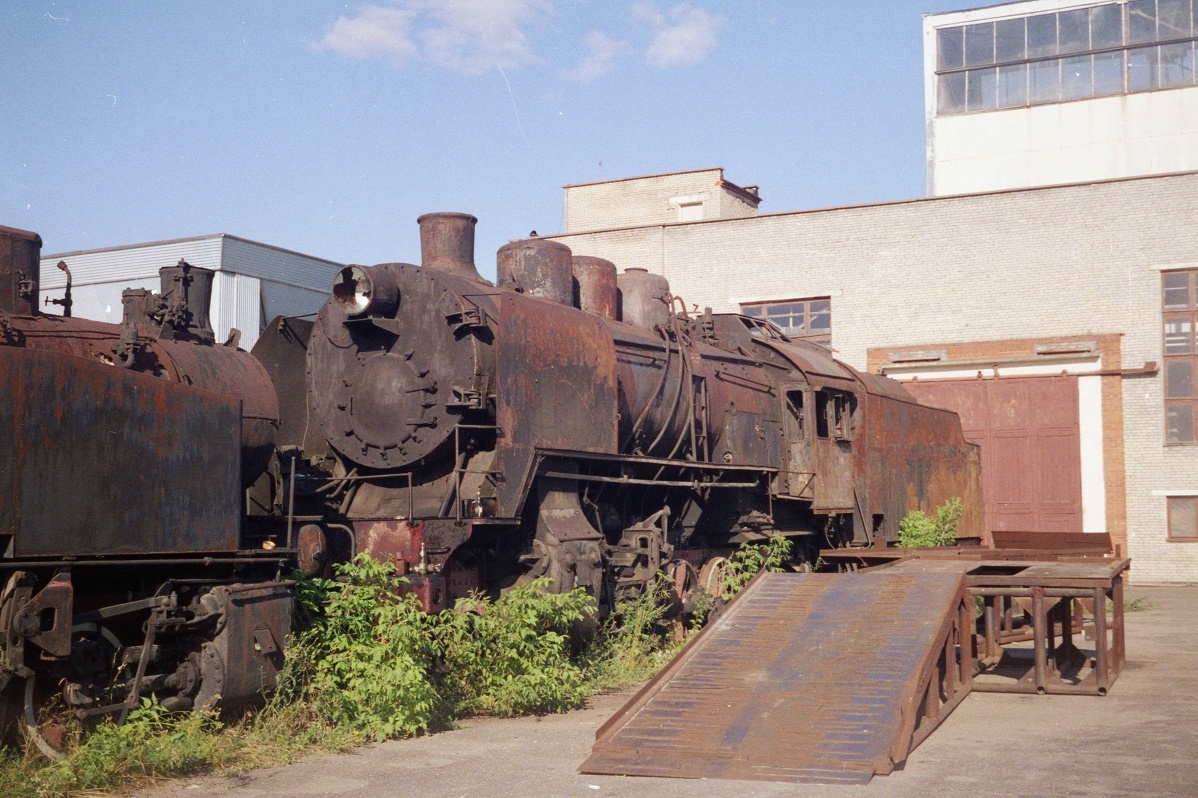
[1163, 270, 1198, 443]
[741, 298, 831, 346]
[937, 0, 1198, 115]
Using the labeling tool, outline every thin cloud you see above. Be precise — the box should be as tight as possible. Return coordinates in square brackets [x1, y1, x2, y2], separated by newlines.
[311, 0, 551, 75]
[643, 4, 721, 68]
[561, 31, 631, 82]
[311, 6, 418, 67]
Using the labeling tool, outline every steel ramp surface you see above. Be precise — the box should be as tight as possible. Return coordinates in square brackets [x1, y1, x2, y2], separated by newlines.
[581, 571, 973, 784]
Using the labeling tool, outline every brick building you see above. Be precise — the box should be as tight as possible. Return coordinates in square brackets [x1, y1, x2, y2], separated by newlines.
[543, 0, 1198, 584]
[550, 169, 1198, 584]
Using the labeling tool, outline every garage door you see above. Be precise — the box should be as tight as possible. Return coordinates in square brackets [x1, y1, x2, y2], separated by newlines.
[903, 376, 1082, 534]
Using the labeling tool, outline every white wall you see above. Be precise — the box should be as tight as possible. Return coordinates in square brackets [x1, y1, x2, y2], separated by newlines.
[931, 87, 1198, 195]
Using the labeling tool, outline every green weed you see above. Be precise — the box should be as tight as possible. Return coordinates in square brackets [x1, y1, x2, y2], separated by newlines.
[720, 534, 794, 598]
[0, 698, 353, 798]
[581, 574, 683, 693]
[898, 497, 963, 548]
[1106, 595, 1153, 613]
[435, 582, 591, 717]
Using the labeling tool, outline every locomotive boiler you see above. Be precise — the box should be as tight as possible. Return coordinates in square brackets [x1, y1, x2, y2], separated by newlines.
[0, 225, 291, 751]
[274, 213, 981, 613]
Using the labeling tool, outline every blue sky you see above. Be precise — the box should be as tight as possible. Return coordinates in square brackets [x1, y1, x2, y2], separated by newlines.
[2, 1, 966, 279]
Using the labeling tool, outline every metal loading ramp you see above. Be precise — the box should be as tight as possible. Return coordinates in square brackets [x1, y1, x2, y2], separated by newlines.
[580, 571, 974, 785]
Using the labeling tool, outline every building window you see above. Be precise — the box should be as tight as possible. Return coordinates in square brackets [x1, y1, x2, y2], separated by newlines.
[741, 298, 831, 346]
[1163, 270, 1198, 442]
[936, 0, 1198, 116]
[1168, 496, 1198, 539]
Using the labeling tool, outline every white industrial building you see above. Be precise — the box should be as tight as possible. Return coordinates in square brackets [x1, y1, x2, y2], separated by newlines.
[546, 0, 1198, 584]
[39, 234, 342, 352]
[925, 0, 1198, 194]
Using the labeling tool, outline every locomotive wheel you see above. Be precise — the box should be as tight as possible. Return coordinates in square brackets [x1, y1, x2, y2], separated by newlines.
[698, 557, 732, 600]
[22, 673, 66, 761]
[664, 560, 699, 611]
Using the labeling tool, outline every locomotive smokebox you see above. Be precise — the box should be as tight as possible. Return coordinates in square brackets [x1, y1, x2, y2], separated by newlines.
[496, 238, 574, 306]
[617, 268, 672, 331]
[571, 256, 618, 320]
[159, 261, 216, 340]
[0, 224, 41, 316]
[418, 212, 488, 284]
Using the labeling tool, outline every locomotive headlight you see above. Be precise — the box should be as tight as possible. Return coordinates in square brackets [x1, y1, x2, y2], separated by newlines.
[332, 264, 399, 317]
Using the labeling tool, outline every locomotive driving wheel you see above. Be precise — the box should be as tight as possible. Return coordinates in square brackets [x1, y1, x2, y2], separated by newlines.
[23, 672, 67, 761]
[698, 556, 732, 600]
[663, 559, 699, 612]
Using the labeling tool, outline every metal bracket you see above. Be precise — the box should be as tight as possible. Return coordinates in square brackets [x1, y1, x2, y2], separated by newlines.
[14, 572, 73, 658]
[15, 269, 34, 301]
[448, 386, 483, 409]
[446, 301, 487, 332]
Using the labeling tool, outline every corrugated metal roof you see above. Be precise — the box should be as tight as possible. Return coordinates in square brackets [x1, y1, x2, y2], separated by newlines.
[221, 236, 339, 293]
[40, 233, 342, 292]
[40, 237, 223, 290]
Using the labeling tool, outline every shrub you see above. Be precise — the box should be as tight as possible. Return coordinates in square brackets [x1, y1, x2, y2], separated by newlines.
[721, 534, 794, 598]
[283, 555, 441, 741]
[898, 497, 963, 548]
[281, 556, 601, 736]
[434, 582, 591, 717]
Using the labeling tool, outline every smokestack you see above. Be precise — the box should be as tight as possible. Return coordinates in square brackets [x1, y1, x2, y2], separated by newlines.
[0, 224, 42, 316]
[417, 212, 488, 284]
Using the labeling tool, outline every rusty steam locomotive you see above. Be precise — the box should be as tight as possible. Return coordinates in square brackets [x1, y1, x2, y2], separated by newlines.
[0, 214, 980, 745]
[260, 212, 982, 611]
[0, 225, 292, 748]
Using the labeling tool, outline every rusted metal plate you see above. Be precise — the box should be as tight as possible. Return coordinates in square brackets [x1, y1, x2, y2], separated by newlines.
[581, 570, 969, 784]
[854, 382, 984, 544]
[495, 293, 618, 515]
[0, 346, 241, 555]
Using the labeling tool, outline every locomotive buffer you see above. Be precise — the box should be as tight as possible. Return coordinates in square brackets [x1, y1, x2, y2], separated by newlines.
[581, 570, 974, 784]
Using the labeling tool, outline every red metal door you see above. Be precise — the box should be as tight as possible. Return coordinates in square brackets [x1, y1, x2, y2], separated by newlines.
[903, 376, 1082, 534]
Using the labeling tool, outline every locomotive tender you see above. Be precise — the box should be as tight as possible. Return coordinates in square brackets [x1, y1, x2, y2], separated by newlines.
[0, 211, 980, 749]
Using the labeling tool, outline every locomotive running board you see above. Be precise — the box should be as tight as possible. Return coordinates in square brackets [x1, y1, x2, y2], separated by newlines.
[580, 570, 974, 784]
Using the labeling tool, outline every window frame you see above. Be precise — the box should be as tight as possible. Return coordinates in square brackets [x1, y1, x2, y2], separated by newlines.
[740, 297, 832, 346]
[1167, 495, 1198, 540]
[934, 0, 1198, 116]
[1163, 269, 1198, 445]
